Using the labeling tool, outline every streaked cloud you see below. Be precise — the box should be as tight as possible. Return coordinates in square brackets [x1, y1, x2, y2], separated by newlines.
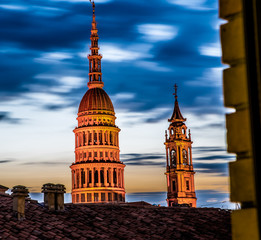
[0, 159, 14, 164]
[136, 61, 172, 72]
[167, 0, 216, 11]
[0, 4, 28, 11]
[199, 43, 222, 57]
[35, 52, 73, 63]
[137, 24, 178, 42]
[100, 44, 152, 62]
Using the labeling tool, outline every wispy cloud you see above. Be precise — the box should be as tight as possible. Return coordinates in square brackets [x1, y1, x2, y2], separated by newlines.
[0, 159, 14, 164]
[121, 153, 165, 166]
[0, 112, 21, 124]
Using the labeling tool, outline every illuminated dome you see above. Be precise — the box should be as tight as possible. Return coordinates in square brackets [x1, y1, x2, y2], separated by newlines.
[78, 87, 114, 113]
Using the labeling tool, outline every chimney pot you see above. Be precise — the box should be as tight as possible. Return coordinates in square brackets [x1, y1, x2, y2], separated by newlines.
[11, 185, 29, 220]
[42, 183, 66, 211]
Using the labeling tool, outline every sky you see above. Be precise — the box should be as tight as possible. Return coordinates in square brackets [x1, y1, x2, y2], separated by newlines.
[0, 0, 236, 207]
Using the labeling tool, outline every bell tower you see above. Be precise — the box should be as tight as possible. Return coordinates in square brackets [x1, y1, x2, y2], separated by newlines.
[164, 84, 197, 207]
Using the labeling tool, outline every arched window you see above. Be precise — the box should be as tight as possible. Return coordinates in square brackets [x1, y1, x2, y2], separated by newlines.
[188, 147, 191, 165]
[170, 149, 176, 166]
[83, 132, 85, 145]
[89, 132, 92, 144]
[182, 128, 185, 134]
[99, 132, 102, 144]
[94, 170, 98, 183]
[89, 170, 92, 184]
[170, 128, 174, 135]
[94, 132, 97, 144]
[183, 149, 188, 165]
[81, 169, 85, 187]
[76, 173, 79, 188]
[100, 170, 104, 184]
[113, 169, 117, 184]
[110, 132, 113, 145]
[107, 169, 110, 183]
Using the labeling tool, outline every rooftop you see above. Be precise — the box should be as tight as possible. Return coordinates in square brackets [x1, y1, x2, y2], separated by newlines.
[0, 193, 231, 239]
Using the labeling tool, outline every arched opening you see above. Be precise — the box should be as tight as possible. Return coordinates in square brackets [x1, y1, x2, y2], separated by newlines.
[76, 173, 79, 188]
[89, 170, 92, 184]
[107, 169, 110, 184]
[89, 132, 92, 145]
[100, 170, 104, 184]
[94, 170, 98, 184]
[94, 132, 97, 144]
[172, 180, 176, 192]
[113, 169, 117, 184]
[170, 128, 174, 135]
[170, 149, 177, 166]
[81, 169, 85, 187]
[183, 149, 188, 165]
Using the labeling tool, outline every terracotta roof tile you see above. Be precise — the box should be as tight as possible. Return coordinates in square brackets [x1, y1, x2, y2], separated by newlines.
[0, 194, 231, 239]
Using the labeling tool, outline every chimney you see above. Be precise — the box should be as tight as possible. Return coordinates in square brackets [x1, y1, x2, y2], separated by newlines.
[0, 185, 9, 194]
[55, 184, 66, 211]
[42, 183, 66, 211]
[11, 185, 29, 220]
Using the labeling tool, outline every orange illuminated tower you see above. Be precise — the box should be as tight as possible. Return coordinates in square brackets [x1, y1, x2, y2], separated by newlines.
[70, 1, 125, 203]
[164, 84, 197, 207]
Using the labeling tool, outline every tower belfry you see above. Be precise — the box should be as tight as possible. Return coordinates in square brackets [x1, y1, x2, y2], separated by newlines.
[70, 1, 125, 204]
[164, 84, 197, 207]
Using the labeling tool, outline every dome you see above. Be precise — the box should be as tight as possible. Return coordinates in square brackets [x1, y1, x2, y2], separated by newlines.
[78, 87, 114, 113]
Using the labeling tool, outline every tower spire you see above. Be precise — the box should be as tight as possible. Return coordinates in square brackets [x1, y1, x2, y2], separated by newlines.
[169, 84, 186, 122]
[88, 0, 104, 89]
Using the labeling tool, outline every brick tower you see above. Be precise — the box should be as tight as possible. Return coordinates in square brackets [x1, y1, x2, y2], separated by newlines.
[164, 84, 197, 207]
[70, 1, 125, 204]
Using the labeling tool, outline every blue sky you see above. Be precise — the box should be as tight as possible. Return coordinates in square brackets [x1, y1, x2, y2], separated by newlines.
[0, 0, 235, 207]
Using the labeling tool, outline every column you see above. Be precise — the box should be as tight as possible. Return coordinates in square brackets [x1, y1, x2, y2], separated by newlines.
[86, 131, 89, 146]
[189, 147, 192, 165]
[166, 146, 169, 167]
[191, 174, 195, 192]
[122, 169, 124, 188]
[97, 130, 100, 145]
[118, 169, 121, 188]
[176, 147, 180, 165]
[79, 169, 82, 188]
[92, 130, 94, 145]
[72, 170, 75, 189]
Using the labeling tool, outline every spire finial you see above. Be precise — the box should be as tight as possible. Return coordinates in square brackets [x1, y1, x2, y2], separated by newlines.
[90, 0, 95, 15]
[174, 84, 178, 100]
[87, 0, 104, 89]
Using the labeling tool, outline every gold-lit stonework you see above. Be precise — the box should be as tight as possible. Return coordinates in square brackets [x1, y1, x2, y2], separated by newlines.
[70, 1, 125, 203]
[164, 84, 197, 207]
